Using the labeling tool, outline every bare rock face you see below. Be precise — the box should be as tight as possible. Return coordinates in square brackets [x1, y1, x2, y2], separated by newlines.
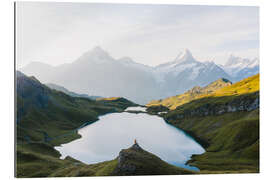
[117, 151, 136, 174]
[130, 143, 143, 151]
[116, 143, 142, 175]
[113, 142, 194, 176]
[166, 92, 259, 120]
[247, 97, 259, 111]
[115, 143, 143, 175]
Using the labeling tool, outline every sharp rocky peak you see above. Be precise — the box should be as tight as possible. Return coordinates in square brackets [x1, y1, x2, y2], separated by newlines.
[174, 48, 196, 64]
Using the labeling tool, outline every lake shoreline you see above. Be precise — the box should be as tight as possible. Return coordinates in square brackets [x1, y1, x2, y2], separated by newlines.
[55, 107, 205, 171]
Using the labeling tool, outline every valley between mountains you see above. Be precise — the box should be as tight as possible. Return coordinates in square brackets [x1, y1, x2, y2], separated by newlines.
[16, 70, 259, 177]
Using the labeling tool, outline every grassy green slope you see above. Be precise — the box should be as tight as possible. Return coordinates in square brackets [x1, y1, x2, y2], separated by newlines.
[16, 71, 137, 177]
[167, 110, 259, 173]
[162, 74, 259, 173]
[17, 143, 66, 177]
[17, 71, 136, 145]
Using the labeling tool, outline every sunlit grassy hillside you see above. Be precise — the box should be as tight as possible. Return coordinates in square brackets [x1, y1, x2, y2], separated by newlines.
[213, 74, 259, 96]
[147, 74, 259, 110]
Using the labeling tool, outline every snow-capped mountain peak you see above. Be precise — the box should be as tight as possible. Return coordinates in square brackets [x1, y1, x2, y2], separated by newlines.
[225, 54, 252, 67]
[155, 48, 197, 70]
[174, 48, 196, 64]
[76, 46, 114, 64]
[222, 55, 259, 81]
[224, 54, 259, 69]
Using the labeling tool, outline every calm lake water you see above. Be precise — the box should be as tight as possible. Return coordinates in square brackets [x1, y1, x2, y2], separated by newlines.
[55, 107, 205, 171]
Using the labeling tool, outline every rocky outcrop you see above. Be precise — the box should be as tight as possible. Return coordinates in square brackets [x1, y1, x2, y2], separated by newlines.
[165, 92, 259, 120]
[117, 151, 137, 174]
[115, 143, 142, 175]
[113, 142, 194, 175]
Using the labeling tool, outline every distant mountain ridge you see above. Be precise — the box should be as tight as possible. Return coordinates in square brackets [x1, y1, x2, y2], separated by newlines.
[220, 54, 259, 82]
[152, 49, 231, 97]
[21, 47, 161, 104]
[20, 47, 259, 104]
[46, 83, 102, 100]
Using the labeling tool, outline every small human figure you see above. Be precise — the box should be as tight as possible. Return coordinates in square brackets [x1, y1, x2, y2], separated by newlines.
[134, 139, 137, 144]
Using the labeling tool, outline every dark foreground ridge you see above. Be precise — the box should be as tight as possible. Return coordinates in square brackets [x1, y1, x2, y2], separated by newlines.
[50, 141, 195, 177]
[113, 141, 194, 176]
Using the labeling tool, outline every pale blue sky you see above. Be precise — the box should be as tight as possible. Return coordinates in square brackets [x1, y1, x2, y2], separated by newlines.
[16, 2, 259, 68]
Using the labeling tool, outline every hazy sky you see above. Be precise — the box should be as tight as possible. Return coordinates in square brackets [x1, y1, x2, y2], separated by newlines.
[16, 2, 259, 68]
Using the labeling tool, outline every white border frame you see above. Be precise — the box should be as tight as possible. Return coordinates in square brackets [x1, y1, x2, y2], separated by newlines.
[1, 0, 269, 180]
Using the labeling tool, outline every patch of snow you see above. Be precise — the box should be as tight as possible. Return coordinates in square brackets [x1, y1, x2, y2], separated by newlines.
[171, 63, 197, 76]
[125, 106, 147, 112]
[189, 65, 203, 80]
[158, 111, 167, 115]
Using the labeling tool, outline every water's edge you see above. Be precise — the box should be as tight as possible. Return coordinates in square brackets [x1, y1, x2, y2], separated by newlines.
[55, 109, 205, 171]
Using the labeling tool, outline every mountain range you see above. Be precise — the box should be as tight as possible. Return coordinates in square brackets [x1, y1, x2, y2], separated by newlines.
[220, 54, 259, 82]
[20, 47, 259, 104]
